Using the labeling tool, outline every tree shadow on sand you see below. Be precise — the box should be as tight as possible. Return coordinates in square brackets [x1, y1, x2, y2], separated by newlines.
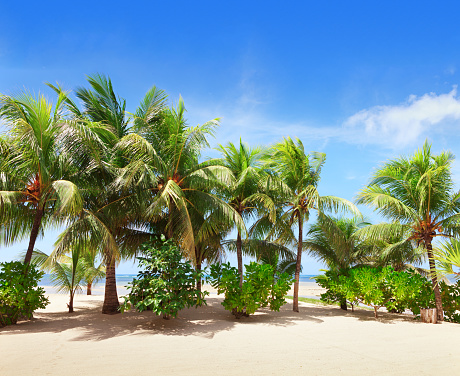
[0, 298, 424, 341]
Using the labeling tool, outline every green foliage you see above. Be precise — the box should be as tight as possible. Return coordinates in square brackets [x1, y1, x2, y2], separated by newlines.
[121, 239, 207, 319]
[356, 142, 460, 320]
[434, 239, 460, 280]
[385, 269, 433, 314]
[0, 261, 49, 326]
[316, 267, 436, 318]
[208, 261, 293, 317]
[305, 214, 373, 273]
[439, 281, 460, 323]
[315, 270, 360, 309]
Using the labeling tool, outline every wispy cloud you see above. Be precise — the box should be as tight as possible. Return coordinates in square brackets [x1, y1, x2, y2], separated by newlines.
[189, 69, 460, 151]
[343, 87, 460, 147]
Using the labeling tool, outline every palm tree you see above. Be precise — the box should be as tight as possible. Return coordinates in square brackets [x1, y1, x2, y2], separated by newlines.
[304, 214, 373, 309]
[28, 249, 89, 312]
[368, 228, 426, 272]
[259, 252, 298, 278]
[433, 239, 460, 281]
[356, 141, 460, 321]
[49, 74, 166, 314]
[80, 248, 106, 295]
[0, 91, 96, 265]
[215, 139, 276, 287]
[190, 208, 228, 293]
[114, 97, 245, 266]
[267, 137, 360, 312]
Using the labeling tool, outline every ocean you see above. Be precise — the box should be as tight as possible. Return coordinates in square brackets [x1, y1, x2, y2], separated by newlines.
[38, 273, 320, 296]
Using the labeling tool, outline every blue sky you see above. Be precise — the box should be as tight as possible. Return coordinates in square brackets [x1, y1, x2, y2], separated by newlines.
[2, 1, 460, 274]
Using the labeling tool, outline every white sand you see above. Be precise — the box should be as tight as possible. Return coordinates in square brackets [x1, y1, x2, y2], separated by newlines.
[1, 290, 459, 376]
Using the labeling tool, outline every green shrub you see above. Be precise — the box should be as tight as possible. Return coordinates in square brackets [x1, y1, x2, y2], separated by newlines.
[390, 271, 434, 315]
[316, 267, 436, 319]
[439, 280, 460, 323]
[120, 239, 207, 319]
[208, 261, 293, 318]
[315, 270, 359, 310]
[0, 261, 49, 327]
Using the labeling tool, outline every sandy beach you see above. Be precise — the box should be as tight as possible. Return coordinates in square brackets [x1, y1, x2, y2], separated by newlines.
[1, 288, 459, 376]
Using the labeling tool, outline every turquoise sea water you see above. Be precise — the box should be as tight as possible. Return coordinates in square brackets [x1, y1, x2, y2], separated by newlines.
[38, 273, 320, 296]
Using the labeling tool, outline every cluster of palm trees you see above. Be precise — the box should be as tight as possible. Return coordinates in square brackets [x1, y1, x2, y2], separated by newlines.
[1, 74, 459, 321]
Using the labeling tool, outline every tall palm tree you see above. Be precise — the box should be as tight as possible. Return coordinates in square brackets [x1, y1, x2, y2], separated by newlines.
[114, 97, 245, 265]
[356, 141, 460, 321]
[0, 91, 97, 265]
[267, 137, 360, 312]
[49, 74, 166, 314]
[215, 139, 276, 287]
[304, 215, 373, 309]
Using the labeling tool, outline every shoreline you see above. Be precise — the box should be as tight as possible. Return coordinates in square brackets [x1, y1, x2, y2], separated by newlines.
[38, 281, 327, 300]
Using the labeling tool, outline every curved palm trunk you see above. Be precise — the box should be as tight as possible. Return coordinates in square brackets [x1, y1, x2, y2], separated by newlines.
[24, 207, 44, 265]
[102, 257, 119, 314]
[86, 282, 92, 295]
[293, 216, 303, 312]
[195, 247, 202, 293]
[426, 240, 443, 322]
[236, 231, 243, 288]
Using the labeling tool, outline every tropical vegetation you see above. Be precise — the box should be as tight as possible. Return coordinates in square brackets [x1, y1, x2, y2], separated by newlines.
[265, 138, 361, 312]
[1, 75, 460, 325]
[0, 261, 49, 326]
[356, 141, 460, 321]
[208, 261, 293, 318]
[121, 238, 207, 319]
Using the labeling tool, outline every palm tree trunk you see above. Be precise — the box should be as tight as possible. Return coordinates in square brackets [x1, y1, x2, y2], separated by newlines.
[236, 231, 243, 288]
[86, 282, 92, 295]
[68, 292, 74, 313]
[293, 216, 303, 312]
[196, 249, 202, 293]
[426, 240, 443, 321]
[24, 207, 44, 265]
[102, 257, 119, 314]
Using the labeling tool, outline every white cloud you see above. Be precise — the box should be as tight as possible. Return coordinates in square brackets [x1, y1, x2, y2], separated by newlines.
[344, 87, 460, 147]
[188, 72, 460, 151]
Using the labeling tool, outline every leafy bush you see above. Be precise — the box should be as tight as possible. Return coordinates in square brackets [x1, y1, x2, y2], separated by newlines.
[439, 281, 460, 323]
[315, 270, 359, 310]
[0, 261, 49, 327]
[208, 261, 293, 318]
[316, 267, 435, 319]
[121, 239, 207, 319]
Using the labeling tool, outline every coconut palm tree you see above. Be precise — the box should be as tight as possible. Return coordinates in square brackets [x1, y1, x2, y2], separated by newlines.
[304, 214, 373, 309]
[215, 139, 277, 287]
[267, 137, 360, 312]
[0, 91, 100, 265]
[356, 141, 460, 321]
[114, 97, 245, 266]
[48, 74, 166, 314]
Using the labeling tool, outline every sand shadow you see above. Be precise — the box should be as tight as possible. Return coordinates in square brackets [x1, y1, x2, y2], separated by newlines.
[0, 298, 424, 342]
[296, 302, 422, 324]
